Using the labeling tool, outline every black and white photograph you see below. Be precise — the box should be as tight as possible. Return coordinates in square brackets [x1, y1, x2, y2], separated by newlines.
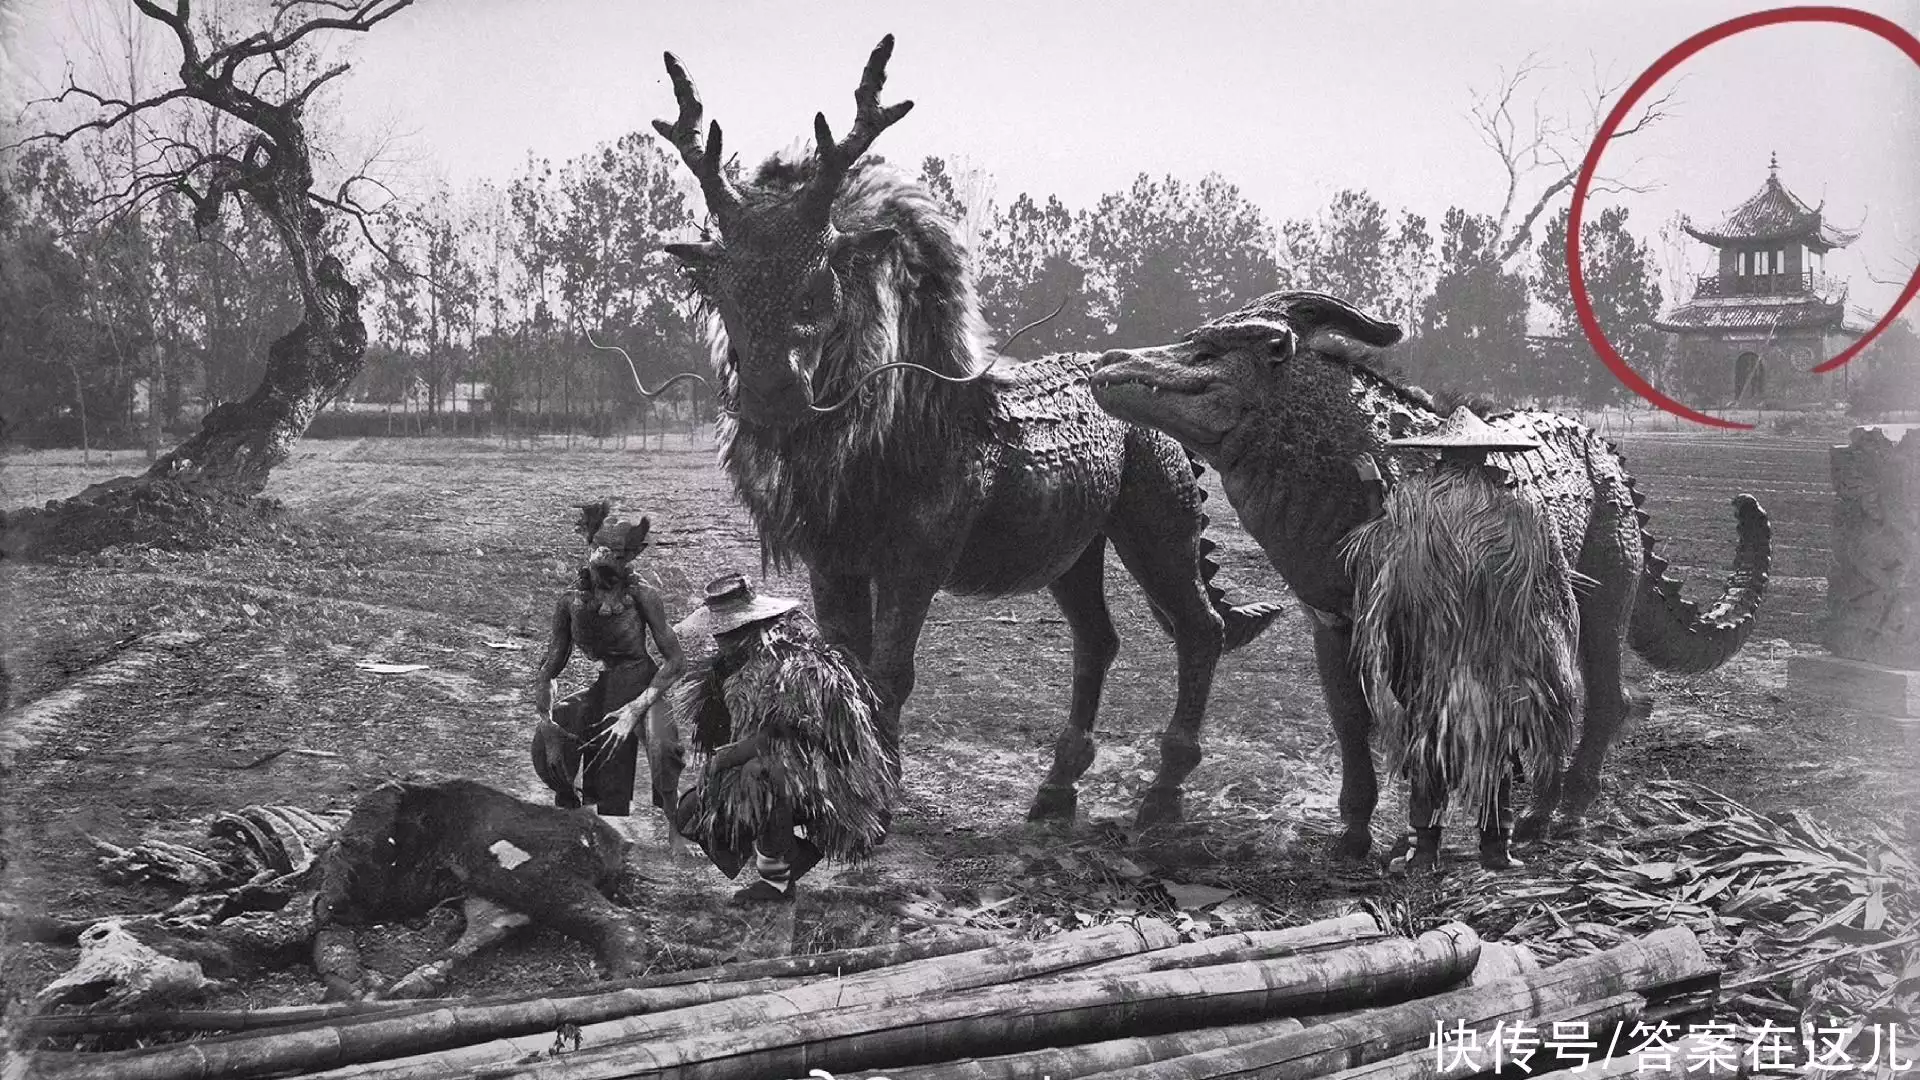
[1, 1, 1917, 1077]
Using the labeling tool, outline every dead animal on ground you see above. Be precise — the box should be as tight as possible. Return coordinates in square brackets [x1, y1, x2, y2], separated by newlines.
[653, 34, 1283, 830]
[1089, 290, 1771, 859]
[18, 777, 651, 1009]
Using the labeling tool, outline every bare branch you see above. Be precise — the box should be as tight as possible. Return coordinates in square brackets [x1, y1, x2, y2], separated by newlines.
[208, 0, 413, 85]
[287, 62, 350, 110]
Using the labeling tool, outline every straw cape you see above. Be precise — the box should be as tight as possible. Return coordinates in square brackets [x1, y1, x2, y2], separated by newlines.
[672, 604, 898, 862]
[1337, 454, 1585, 828]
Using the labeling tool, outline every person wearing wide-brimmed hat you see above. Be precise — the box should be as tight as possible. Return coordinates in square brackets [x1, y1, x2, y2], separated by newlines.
[668, 571, 898, 905]
[530, 501, 687, 846]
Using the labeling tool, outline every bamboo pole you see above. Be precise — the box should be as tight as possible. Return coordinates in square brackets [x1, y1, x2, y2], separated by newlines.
[33, 920, 1178, 1080]
[427, 923, 1483, 1080]
[1313, 993, 1647, 1080]
[864, 1016, 1327, 1080]
[11, 930, 992, 1041]
[1063, 926, 1716, 1080]
[1045, 912, 1385, 982]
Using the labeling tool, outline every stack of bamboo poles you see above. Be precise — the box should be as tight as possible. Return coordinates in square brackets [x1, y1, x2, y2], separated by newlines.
[15, 913, 1730, 1080]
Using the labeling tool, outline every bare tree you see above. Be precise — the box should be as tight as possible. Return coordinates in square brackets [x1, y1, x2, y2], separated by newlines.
[6, 0, 419, 519]
[1469, 52, 1678, 268]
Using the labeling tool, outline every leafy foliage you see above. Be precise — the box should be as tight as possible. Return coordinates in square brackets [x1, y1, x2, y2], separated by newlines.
[1428, 780, 1918, 1036]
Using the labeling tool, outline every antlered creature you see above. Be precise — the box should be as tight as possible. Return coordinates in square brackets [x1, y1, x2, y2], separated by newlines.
[1088, 291, 1771, 857]
[652, 36, 1282, 827]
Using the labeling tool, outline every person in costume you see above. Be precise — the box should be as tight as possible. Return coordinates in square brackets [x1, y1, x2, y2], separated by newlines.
[669, 572, 898, 905]
[530, 501, 688, 846]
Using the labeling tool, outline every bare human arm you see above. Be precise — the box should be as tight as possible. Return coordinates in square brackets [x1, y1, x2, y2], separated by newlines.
[533, 598, 572, 720]
[708, 728, 769, 772]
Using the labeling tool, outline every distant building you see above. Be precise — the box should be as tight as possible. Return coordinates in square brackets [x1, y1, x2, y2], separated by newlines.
[1653, 154, 1871, 405]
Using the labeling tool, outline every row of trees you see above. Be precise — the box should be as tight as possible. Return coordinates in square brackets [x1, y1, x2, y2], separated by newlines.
[8, 30, 1911, 453]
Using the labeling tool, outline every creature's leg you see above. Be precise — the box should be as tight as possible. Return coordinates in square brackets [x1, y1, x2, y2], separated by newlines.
[373, 897, 532, 1001]
[576, 677, 616, 810]
[811, 569, 875, 667]
[1314, 621, 1379, 859]
[463, 862, 648, 978]
[1397, 758, 1445, 873]
[539, 691, 591, 809]
[1028, 537, 1120, 823]
[1105, 481, 1227, 829]
[1521, 501, 1641, 840]
[868, 575, 944, 780]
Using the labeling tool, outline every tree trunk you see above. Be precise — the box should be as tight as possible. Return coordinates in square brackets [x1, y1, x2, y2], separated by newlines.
[70, 362, 91, 467]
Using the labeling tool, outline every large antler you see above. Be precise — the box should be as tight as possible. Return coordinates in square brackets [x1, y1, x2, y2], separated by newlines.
[653, 51, 743, 225]
[799, 34, 915, 224]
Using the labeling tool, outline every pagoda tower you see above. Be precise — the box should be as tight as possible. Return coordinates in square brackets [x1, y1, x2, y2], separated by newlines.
[1653, 154, 1868, 405]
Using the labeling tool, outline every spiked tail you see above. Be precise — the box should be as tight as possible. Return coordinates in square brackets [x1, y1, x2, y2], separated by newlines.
[1190, 454, 1285, 652]
[1625, 473, 1772, 674]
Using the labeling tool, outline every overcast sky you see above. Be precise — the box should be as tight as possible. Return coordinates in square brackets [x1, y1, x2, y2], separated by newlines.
[6, 0, 1919, 323]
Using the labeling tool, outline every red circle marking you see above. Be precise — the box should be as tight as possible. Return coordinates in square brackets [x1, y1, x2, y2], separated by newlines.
[1569, 5, 1920, 430]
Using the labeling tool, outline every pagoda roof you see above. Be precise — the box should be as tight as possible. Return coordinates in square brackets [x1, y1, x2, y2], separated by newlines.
[1682, 155, 1860, 250]
[1652, 293, 1860, 335]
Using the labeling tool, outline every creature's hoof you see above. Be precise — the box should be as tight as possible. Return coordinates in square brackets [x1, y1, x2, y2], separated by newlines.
[1478, 850, 1526, 871]
[1027, 784, 1079, 823]
[1513, 815, 1550, 844]
[1331, 827, 1374, 861]
[1135, 786, 1184, 827]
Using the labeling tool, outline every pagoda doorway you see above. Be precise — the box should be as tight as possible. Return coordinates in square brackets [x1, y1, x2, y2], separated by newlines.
[1734, 351, 1766, 401]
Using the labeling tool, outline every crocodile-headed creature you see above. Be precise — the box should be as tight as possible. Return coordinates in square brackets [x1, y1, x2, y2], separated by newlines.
[1088, 290, 1771, 853]
[652, 36, 1282, 827]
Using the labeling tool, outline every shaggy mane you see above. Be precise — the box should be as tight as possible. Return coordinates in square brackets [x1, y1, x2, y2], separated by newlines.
[697, 151, 996, 572]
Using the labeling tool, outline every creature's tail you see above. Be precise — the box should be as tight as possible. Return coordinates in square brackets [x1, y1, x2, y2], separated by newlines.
[1339, 466, 1583, 826]
[1623, 463, 1772, 674]
[1189, 455, 1285, 651]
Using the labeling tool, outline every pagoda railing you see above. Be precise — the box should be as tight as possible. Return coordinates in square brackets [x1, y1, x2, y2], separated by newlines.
[1692, 270, 1845, 299]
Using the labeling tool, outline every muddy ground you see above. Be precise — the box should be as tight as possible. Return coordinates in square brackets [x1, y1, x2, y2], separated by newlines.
[0, 431, 1912, 1019]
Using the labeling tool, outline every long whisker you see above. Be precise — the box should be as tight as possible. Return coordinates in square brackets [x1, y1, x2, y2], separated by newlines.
[806, 292, 1073, 416]
[808, 358, 999, 414]
[585, 328, 712, 399]
[999, 292, 1073, 352]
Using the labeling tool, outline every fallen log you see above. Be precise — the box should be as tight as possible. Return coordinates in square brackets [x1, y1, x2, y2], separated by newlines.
[437, 922, 1483, 1080]
[1048, 912, 1385, 981]
[1064, 925, 1715, 1079]
[1313, 992, 1646, 1080]
[28, 919, 1179, 1080]
[16, 930, 1003, 1041]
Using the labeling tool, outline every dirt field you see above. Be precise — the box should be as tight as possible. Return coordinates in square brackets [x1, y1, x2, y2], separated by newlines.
[1, 430, 1912, 1014]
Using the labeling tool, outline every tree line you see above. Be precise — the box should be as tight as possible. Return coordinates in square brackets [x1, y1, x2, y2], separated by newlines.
[7, 73, 1914, 452]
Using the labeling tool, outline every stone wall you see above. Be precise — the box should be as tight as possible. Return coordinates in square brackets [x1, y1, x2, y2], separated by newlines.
[1824, 425, 1920, 666]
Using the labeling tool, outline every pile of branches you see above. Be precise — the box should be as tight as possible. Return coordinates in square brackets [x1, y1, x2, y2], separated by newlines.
[1430, 780, 1917, 1035]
